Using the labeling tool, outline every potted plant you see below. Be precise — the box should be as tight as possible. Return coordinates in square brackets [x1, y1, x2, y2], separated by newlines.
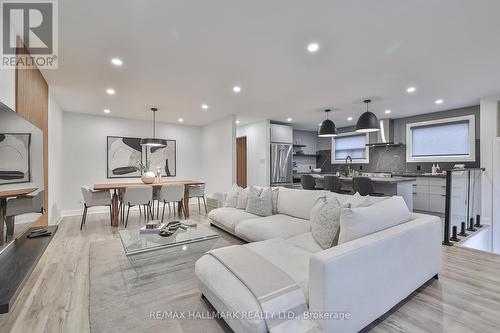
[138, 162, 155, 184]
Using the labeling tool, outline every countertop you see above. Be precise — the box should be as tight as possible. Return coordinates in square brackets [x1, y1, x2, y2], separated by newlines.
[298, 173, 416, 183]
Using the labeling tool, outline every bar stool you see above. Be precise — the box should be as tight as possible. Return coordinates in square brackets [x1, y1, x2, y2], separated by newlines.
[324, 175, 344, 193]
[352, 177, 384, 196]
[301, 175, 316, 190]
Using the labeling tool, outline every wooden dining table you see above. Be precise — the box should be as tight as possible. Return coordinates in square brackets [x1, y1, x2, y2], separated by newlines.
[0, 187, 38, 246]
[93, 180, 205, 227]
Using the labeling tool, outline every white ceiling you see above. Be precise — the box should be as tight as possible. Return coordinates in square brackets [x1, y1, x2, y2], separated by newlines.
[42, 0, 500, 130]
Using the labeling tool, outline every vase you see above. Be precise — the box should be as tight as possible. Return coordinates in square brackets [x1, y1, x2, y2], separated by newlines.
[141, 171, 155, 184]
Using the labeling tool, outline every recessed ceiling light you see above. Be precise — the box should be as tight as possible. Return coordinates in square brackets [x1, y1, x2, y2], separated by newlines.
[385, 110, 391, 114]
[235, 120, 240, 124]
[286, 118, 292, 122]
[347, 117, 353, 121]
[178, 118, 184, 122]
[307, 42, 319, 53]
[201, 104, 209, 110]
[406, 86, 416, 93]
[103, 109, 111, 114]
[106, 88, 115, 95]
[233, 86, 241, 93]
[111, 58, 123, 66]
[435, 99, 444, 105]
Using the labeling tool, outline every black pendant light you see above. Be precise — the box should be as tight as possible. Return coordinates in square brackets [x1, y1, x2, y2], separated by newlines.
[355, 99, 380, 133]
[140, 107, 167, 147]
[318, 109, 338, 137]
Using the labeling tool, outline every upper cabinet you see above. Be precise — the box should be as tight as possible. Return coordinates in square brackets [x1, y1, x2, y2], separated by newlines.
[0, 67, 16, 111]
[270, 124, 293, 143]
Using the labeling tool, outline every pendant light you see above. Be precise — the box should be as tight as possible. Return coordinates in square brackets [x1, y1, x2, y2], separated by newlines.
[355, 99, 380, 133]
[140, 107, 167, 147]
[318, 109, 338, 137]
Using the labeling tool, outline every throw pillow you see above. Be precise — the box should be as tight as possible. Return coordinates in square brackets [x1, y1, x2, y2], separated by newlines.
[310, 195, 342, 249]
[236, 187, 249, 209]
[245, 186, 273, 217]
[271, 187, 279, 214]
[338, 196, 411, 244]
[223, 184, 240, 208]
[345, 192, 372, 208]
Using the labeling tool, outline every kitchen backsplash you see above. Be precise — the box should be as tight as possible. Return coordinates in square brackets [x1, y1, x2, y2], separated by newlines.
[317, 139, 480, 174]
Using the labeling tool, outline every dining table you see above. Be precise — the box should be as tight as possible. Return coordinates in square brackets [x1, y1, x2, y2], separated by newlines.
[0, 187, 38, 246]
[93, 180, 205, 227]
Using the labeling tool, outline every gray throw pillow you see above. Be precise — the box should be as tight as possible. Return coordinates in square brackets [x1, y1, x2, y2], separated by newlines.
[245, 186, 273, 217]
[310, 195, 342, 249]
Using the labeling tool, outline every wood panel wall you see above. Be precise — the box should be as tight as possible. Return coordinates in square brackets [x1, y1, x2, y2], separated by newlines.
[15, 41, 49, 226]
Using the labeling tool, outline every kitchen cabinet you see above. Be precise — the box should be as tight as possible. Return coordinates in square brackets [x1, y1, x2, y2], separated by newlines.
[413, 177, 446, 214]
[0, 67, 16, 111]
[270, 124, 293, 143]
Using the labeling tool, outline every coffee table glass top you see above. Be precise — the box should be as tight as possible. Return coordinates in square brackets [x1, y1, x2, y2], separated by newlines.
[118, 221, 220, 256]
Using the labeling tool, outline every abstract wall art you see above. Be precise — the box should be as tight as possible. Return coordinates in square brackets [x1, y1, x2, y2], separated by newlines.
[107, 136, 142, 178]
[145, 140, 176, 177]
[0, 133, 31, 185]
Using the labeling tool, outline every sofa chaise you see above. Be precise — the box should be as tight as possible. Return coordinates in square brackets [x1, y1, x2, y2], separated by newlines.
[195, 187, 442, 333]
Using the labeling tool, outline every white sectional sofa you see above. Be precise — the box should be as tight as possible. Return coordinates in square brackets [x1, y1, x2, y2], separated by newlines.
[196, 187, 442, 333]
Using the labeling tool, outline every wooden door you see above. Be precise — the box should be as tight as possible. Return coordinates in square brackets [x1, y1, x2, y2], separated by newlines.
[236, 137, 247, 188]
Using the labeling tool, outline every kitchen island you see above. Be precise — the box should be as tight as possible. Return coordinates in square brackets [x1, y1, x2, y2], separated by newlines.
[303, 174, 416, 210]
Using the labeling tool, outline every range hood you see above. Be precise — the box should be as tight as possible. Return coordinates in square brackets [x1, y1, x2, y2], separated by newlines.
[366, 119, 405, 147]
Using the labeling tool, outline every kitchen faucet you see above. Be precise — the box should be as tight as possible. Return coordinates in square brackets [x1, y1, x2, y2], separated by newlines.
[345, 155, 352, 176]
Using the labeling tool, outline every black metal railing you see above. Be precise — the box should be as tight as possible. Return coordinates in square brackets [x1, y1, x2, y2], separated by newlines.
[442, 168, 485, 246]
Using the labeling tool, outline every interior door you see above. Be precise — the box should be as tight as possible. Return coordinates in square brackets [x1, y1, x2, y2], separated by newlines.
[236, 137, 247, 188]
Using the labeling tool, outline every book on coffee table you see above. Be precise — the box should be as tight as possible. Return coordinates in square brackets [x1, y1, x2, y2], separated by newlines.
[139, 222, 166, 234]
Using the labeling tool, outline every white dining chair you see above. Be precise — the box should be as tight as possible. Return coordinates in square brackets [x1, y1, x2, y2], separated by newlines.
[123, 186, 153, 228]
[5, 190, 45, 240]
[80, 186, 112, 230]
[188, 184, 207, 214]
[157, 184, 185, 222]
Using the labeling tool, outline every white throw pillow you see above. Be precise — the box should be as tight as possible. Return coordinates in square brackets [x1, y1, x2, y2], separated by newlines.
[245, 186, 273, 217]
[338, 196, 411, 244]
[236, 187, 248, 209]
[223, 184, 240, 208]
[310, 195, 342, 249]
[345, 192, 372, 208]
[271, 187, 279, 214]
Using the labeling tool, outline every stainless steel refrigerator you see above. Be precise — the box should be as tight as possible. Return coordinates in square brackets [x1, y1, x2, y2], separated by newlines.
[270, 143, 293, 187]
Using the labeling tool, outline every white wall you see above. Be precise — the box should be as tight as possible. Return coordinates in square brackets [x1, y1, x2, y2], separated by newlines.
[48, 90, 64, 224]
[201, 115, 236, 194]
[236, 120, 270, 186]
[61, 112, 203, 212]
[480, 95, 500, 252]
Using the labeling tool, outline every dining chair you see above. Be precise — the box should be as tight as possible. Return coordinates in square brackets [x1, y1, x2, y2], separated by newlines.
[80, 186, 112, 230]
[188, 184, 207, 214]
[157, 184, 185, 222]
[123, 186, 153, 228]
[5, 190, 45, 240]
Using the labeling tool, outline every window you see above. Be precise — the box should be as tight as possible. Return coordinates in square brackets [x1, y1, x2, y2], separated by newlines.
[406, 115, 476, 162]
[332, 132, 369, 164]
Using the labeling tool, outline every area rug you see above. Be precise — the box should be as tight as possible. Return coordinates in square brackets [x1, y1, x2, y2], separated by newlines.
[89, 235, 237, 333]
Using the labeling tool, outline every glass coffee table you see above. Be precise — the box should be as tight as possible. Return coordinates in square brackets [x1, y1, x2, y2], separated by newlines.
[118, 220, 220, 275]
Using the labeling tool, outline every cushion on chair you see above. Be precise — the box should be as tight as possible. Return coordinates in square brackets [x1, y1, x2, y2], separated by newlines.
[208, 207, 258, 231]
[235, 214, 311, 242]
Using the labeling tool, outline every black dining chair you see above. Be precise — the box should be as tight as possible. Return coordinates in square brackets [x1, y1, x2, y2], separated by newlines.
[352, 177, 384, 196]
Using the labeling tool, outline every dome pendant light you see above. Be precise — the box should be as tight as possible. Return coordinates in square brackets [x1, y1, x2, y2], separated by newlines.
[318, 109, 338, 137]
[355, 99, 380, 133]
[140, 107, 167, 147]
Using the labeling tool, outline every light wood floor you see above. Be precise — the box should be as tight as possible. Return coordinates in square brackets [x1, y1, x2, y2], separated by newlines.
[1, 206, 500, 333]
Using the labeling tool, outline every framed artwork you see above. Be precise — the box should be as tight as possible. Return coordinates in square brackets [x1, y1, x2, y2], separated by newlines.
[107, 136, 142, 178]
[145, 140, 176, 177]
[0, 133, 31, 185]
